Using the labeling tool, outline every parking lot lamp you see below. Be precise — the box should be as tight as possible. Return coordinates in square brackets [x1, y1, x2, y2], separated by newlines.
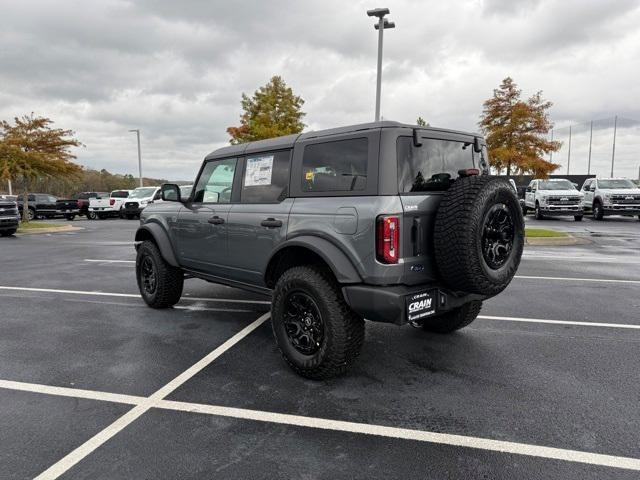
[367, 8, 395, 122]
[129, 129, 143, 187]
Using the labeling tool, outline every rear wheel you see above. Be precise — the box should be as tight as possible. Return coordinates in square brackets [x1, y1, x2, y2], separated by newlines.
[593, 201, 604, 220]
[136, 240, 184, 308]
[574, 215, 583, 221]
[271, 266, 364, 380]
[126, 214, 135, 220]
[1, 229, 17, 237]
[65, 214, 75, 221]
[87, 211, 97, 220]
[421, 301, 482, 333]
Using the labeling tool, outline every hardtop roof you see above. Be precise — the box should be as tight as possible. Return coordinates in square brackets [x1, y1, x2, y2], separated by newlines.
[204, 121, 482, 160]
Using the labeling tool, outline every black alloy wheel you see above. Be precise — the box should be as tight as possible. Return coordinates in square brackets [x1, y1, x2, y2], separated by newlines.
[283, 291, 324, 355]
[481, 203, 515, 270]
[140, 255, 157, 296]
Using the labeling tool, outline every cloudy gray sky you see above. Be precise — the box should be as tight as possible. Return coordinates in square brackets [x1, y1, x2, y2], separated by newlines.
[1, 0, 639, 180]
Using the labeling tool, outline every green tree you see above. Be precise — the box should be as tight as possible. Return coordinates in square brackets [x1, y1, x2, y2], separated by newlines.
[227, 76, 306, 144]
[0, 114, 82, 221]
[416, 116, 430, 127]
[479, 77, 560, 177]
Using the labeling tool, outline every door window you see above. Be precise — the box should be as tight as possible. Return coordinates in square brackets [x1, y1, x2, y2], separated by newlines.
[193, 158, 237, 203]
[241, 150, 290, 203]
[301, 138, 368, 192]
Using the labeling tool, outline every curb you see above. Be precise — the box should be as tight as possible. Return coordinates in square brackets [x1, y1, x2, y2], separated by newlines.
[525, 234, 591, 246]
[17, 225, 84, 235]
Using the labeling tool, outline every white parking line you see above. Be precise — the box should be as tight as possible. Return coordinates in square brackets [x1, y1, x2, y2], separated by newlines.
[479, 315, 640, 330]
[84, 259, 134, 264]
[0, 286, 271, 305]
[514, 275, 640, 285]
[1, 376, 638, 472]
[33, 312, 270, 480]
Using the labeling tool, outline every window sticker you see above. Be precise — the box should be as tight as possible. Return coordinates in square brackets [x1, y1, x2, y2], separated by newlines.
[245, 155, 274, 187]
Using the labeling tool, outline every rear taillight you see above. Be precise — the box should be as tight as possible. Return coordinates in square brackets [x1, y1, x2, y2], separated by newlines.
[376, 216, 400, 264]
[110, 199, 115, 206]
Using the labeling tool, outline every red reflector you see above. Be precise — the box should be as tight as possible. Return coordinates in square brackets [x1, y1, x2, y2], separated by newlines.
[458, 168, 480, 177]
[376, 216, 400, 264]
[110, 198, 116, 206]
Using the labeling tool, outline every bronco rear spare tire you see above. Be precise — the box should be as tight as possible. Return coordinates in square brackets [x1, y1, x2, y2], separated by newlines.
[433, 176, 524, 296]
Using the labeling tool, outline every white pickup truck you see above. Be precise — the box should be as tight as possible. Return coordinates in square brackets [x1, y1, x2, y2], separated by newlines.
[523, 178, 584, 221]
[88, 190, 132, 219]
[581, 178, 640, 220]
[122, 186, 161, 219]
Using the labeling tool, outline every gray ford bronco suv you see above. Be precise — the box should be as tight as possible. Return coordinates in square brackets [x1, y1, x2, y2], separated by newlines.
[135, 121, 524, 379]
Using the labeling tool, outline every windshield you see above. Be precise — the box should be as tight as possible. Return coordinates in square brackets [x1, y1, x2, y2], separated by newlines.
[538, 180, 576, 190]
[129, 188, 157, 199]
[598, 179, 636, 189]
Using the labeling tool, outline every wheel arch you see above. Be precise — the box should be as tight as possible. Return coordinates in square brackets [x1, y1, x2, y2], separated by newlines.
[264, 236, 362, 289]
[135, 223, 179, 267]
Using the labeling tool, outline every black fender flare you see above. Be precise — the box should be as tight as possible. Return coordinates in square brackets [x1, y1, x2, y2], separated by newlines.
[135, 223, 179, 267]
[267, 236, 362, 284]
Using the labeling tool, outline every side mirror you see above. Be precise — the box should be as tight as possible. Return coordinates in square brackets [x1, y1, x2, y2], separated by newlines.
[473, 137, 482, 153]
[590, 185, 596, 192]
[526, 187, 532, 192]
[572, 182, 578, 188]
[161, 184, 181, 202]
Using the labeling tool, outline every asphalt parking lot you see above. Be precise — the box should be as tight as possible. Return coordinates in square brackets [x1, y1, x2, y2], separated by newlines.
[1, 216, 639, 479]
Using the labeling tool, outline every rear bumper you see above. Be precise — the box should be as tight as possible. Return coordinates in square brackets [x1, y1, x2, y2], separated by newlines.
[342, 283, 487, 325]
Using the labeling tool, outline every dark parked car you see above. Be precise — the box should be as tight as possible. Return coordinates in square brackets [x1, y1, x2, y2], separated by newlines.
[17, 193, 60, 221]
[0, 199, 20, 236]
[134, 121, 524, 379]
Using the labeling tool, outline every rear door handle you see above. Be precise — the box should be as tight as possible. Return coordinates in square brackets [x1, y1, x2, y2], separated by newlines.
[261, 218, 282, 228]
[208, 215, 225, 225]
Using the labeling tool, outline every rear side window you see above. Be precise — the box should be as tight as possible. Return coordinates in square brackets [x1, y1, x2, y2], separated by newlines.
[397, 137, 477, 193]
[241, 150, 290, 203]
[301, 138, 368, 192]
[111, 191, 129, 198]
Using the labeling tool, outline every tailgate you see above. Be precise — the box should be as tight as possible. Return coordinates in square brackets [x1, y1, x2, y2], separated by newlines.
[399, 194, 442, 285]
[90, 198, 110, 208]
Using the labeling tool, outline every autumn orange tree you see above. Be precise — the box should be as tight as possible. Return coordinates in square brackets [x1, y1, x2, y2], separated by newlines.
[0, 114, 82, 221]
[479, 77, 560, 177]
[227, 76, 306, 144]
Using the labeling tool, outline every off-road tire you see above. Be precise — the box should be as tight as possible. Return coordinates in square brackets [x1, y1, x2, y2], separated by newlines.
[593, 201, 604, 220]
[574, 215, 583, 222]
[421, 301, 482, 333]
[534, 203, 544, 220]
[136, 240, 183, 309]
[433, 176, 524, 296]
[1, 229, 17, 237]
[271, 266, 365, 380]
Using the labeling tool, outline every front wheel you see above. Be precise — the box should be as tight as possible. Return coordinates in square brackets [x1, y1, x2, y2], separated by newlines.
[534, 204, 544, 220]
[1, 229, 17, 237]
[136, 240, 184, 308]
[271, 266, 364, 380]
[125, 214, 135, 220]
[593, 202, 604, 220]
[521, 205, 528, 215]
[421, 301, 482, 333]
[65, 214, 75, 221]
[27, 209, 35, 221]
[574, 215, 583, 222]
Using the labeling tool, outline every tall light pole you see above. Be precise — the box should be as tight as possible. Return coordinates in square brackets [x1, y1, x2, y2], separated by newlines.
[129, 129, 143, 187]
[367, 8, 395, 122]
